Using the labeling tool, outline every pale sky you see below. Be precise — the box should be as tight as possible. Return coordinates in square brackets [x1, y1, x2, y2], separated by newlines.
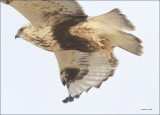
[1, 1, 159, 114]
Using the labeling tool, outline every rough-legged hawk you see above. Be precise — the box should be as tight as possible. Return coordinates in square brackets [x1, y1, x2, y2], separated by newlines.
[1, 0, 143, 103]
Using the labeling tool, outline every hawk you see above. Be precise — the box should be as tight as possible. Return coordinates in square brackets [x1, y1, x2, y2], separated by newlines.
[1, 0, 143, 103]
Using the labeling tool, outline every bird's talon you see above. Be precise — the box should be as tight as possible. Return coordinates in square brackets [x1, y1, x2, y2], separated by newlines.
[109, 59, 113, 65]
[109, 58, 117, 67]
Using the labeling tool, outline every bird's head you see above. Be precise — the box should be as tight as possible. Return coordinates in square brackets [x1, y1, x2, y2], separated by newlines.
[15, 24, 34, 41]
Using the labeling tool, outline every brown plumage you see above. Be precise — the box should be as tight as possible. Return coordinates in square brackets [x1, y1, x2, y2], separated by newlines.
[1, 0, 143, 103]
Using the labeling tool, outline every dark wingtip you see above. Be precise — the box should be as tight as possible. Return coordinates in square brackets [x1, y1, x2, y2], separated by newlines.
[62, 95, 74, 103]
[74, 95, 80, 98]
[62, 99, 69, 103]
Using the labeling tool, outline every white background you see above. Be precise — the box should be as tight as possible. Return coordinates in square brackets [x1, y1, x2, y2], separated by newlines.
[1, 1, 159, 114]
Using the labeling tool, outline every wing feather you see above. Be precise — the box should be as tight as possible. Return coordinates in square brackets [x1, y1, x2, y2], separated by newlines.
[1, 0, 86, 26]
[54, 50, 118, 97]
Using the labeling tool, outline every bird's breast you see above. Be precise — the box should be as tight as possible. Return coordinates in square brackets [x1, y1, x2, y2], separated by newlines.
[29, 26, 61, 52]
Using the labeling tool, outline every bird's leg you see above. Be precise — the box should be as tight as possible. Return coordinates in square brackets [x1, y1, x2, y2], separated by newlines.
[107, 46, 114, 62]
[97, 41, 105, 49]
[107, 46, 117, 66]
[93, 38, 105, 49]
[101, 41, 117, 66]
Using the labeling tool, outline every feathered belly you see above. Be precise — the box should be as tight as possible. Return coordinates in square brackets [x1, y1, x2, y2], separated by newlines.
[32, 39, 61, 52]
[31, 36, 100, 52]
[27, 26, 62, 52]
[53, 23, 101, 52]
[27, 33, 60, 52]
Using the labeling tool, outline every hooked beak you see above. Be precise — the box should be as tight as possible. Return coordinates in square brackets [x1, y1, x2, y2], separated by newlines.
[15, 34, 20, 39]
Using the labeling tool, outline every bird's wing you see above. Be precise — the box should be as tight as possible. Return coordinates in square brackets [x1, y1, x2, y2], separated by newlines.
[54, 50, 118, 97]
[1, 0, 86, 26]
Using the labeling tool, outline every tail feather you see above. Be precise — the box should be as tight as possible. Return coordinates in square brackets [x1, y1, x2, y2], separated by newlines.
[107, 8, 136, 31]
[100, 30, 143, 56]
[89, 8, 135, 31]
[88, 8, 143, 56]
[113, 31, 143, 56]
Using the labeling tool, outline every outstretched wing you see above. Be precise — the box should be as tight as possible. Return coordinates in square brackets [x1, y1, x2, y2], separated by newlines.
[1, 0, 86, 26]
[54, 50, 118, 97]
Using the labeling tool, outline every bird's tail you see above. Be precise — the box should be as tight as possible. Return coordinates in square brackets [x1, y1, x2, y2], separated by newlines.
[88, 8, 143, 56]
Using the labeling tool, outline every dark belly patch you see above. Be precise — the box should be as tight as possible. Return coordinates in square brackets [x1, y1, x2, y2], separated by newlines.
[53, 18, 100, 52]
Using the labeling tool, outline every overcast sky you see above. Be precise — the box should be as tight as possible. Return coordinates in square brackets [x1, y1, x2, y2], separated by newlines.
[1, 1, 159, 114]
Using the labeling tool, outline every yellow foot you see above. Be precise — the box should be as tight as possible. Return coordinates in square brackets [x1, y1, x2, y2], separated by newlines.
[107, 46, 117, 67]
[97, 41, 105, 49]
[109, 57, 117, 67]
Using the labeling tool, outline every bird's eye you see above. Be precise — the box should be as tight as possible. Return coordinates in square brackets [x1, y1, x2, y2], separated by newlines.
[18, 28, 24, 34]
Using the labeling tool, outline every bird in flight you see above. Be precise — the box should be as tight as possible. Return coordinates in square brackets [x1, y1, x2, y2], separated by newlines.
[1, 0, 143, 103]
